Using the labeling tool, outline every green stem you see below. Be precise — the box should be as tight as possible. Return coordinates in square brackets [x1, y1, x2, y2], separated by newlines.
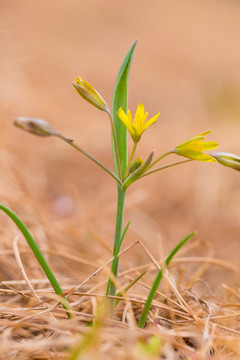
[0, 204, 72, 318]
[107, 187, 126, 314]
[138, 231, 196, 328]
[105, 221, 130, 298]
[57, 135, 122, 186]
[107, 112, 122, 180]
[140, 159, 192, 178]
[147, 151, 173, 170]
[123, 142, 137, 180]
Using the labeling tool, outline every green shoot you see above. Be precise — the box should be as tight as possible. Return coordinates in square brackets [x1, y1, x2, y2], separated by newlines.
[0, 204, 72, 318]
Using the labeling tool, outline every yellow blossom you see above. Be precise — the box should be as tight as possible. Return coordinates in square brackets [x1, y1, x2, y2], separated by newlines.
[117, 103, 160, 143]
[73, 76, 109, 112]
[173, 130, 218, 162]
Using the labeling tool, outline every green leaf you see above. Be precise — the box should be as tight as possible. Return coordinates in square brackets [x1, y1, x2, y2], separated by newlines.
[112, 40, 137, 176]
[0, 204, 72, 317]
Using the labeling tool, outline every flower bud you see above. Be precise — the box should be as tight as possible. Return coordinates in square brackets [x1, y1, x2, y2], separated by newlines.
[128, 157, 143, 174]
[211, 152, 240, 172]
[73, 76, 109, 112]
[14, 117, 73, 142]
[123, 151, 154, 189]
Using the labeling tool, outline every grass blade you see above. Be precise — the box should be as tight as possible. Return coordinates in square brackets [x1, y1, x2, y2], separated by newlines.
[0, 204, 72, 317]
[115, 270, 147, 307]
[138, 231, 196, 328]
[112, 40, 137, 176]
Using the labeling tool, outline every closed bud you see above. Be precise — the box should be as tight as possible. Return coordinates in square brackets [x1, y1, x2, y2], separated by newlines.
[73, 76, 109, 113]
[14, 117, 73, 142]
[128, 157, 143, 174]
[123, 151, 154, 189]
[211, 152, 240, 172]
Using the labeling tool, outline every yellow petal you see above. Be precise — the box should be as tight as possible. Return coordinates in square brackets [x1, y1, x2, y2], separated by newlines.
[117, 107, 135, 137]
[136, 103, 145, 118]
[200, 129, 212, 136]
[142, 112, 160, 131]
[133, 104, 145, 132]
[197, 141, 218, 151]
[127, 109, 133, 123]
[189, 153, 216, 162]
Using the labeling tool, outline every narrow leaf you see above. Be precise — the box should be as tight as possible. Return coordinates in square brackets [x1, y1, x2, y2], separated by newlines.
[0, 204, 72, 317]
[112, 40, 137, 176]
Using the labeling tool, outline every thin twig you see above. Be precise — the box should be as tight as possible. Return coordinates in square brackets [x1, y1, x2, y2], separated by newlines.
[13, 235, 41, 302]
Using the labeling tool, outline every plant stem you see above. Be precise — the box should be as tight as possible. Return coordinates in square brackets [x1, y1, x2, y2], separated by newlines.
[147, 151, 173, 170]
[123, 142, 137, 179]
[107, 186, 126, 314]
[140, 159, 192, 178]
[107, 112, 122, 180]
[57, 135, 122, 186]
[105, 221, 130, 298]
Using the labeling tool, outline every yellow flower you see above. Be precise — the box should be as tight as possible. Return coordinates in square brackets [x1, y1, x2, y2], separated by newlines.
[73, 76, 109, 112]
[117, 104, 160, 143]
[173, 130, 218, 162]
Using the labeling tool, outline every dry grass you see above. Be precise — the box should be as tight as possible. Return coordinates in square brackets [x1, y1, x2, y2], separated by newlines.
[0, 158, 240, 360]
[0, 238, 240, 359]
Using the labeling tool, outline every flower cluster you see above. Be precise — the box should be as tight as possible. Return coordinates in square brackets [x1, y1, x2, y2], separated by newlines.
[15, 75, 240, 186]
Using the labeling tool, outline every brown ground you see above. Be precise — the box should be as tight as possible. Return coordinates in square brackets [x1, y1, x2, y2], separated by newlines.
[0, 1, 240, 359]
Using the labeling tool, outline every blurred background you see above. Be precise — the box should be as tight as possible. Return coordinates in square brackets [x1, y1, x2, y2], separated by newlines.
[0, 0, 239, 292]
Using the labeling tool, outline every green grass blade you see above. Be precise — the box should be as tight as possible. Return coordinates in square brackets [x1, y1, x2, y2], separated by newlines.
[0, 204, 72, 317]
[138, 231, 196, 328]
[115, 270, 147, 307]
[164, 231, 196, 267]
[112, 40, 137, 176]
